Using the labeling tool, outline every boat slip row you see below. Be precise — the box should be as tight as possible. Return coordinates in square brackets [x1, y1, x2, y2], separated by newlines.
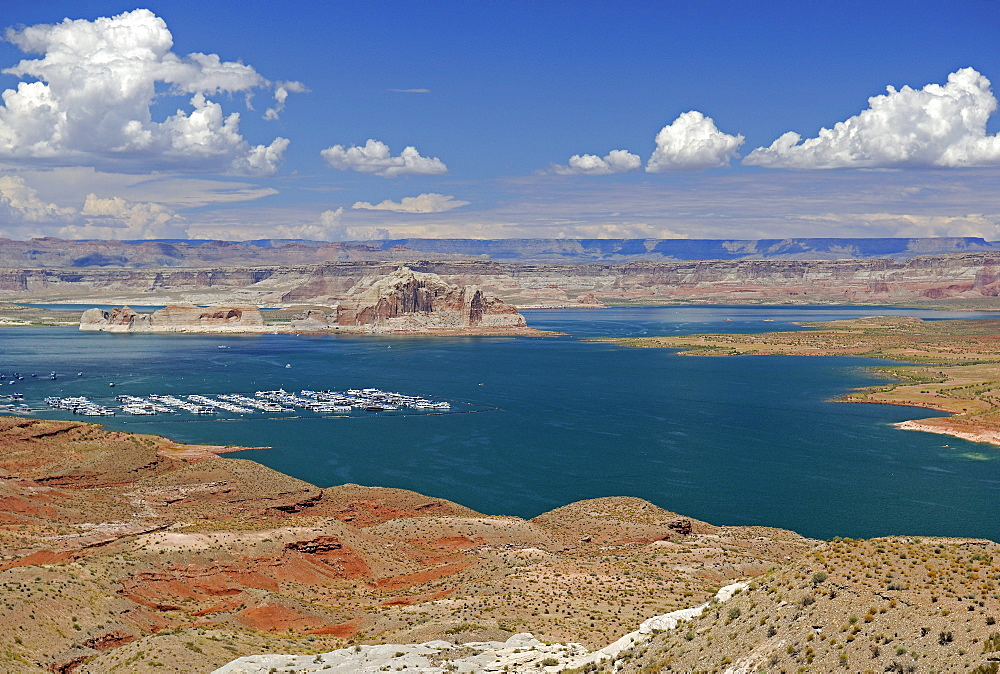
[44, 388, 452, 417]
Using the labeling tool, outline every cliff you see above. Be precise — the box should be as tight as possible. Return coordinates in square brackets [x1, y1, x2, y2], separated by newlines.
[80, 304, 265, 333]
[10, 253, 1000, 308]
[78, 270, 534, 335]
[323, 266, 527, 332]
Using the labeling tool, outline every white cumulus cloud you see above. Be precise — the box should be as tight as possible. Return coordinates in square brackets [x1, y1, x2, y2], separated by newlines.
[273, 207, 391, 241]
[646, 111, 744, 172]
[550, 150, 642, 175]
[0, 174, 186, 239]
[57, 194, 187, 239]
[0, 174, 76, 223]
[320, 139, 448, 178]
[264, 80, 309, 121]
[0, 9, 289, 175]
[352, 192, 469, 213]
[745, 68, 1000, 169]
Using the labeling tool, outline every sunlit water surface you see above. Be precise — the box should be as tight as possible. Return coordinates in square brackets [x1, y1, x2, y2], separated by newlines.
[3, 305, 999, 541]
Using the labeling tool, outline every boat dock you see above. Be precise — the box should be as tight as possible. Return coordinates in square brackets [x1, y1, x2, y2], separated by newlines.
[41, 388, 452, 417]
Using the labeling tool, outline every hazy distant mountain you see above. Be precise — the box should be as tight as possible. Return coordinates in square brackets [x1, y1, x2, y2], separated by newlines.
[1, 236, 998, 268]
[370, 236, 1000, 262]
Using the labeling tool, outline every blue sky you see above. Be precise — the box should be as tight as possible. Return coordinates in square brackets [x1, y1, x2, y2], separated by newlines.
[1, 0, 1000, 241]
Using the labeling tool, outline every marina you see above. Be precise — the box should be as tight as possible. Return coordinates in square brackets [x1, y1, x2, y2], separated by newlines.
[40, 388, 452, 418]
[6, 305, 1000, 541]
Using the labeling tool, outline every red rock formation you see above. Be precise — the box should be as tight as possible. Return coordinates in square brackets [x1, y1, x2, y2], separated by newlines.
[332, 267, 527, 331]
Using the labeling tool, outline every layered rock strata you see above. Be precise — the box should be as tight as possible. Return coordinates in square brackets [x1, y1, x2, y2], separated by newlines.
[10, 253, 1000, 307]
[1, 236, 998, 268]
[0, 416, 818, 673]
[80, 305, 265, 333]
[79, 269, 532, 334]
[322, 266, 527, 332]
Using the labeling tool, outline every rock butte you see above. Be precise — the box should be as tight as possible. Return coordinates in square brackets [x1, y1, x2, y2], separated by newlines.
[78, 267, 536, 335]
[290, 266, 531, 333]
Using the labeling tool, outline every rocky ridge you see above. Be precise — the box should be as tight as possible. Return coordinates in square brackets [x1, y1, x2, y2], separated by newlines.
[8, 254, 1000, 308]
[213, 583, 750, 673]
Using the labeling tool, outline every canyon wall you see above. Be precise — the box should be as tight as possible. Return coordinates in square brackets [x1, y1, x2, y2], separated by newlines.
[11, 253, 1000, 306]
[326, 267, 527, 331]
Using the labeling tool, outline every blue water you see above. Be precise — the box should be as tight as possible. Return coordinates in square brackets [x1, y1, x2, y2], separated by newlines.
[2, 305, 1000, 541]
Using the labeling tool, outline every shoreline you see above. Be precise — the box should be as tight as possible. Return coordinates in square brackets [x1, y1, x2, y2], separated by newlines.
[0, 412, 827, 672]
[609, 315, 1000, 451]
[893, 419, 1000, 447]
[158, 443, 273, 461]
[81, 325, 553, 336]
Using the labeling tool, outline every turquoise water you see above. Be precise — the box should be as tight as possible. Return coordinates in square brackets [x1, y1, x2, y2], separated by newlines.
[2, 305, 1000, 541]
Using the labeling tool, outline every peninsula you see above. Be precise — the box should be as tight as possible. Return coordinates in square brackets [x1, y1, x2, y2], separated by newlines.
[612, 315, 1000, 449]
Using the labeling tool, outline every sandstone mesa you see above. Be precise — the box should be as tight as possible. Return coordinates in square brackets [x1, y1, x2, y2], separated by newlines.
[78, 267, 535, 335]
[7, 248, 1000, 310]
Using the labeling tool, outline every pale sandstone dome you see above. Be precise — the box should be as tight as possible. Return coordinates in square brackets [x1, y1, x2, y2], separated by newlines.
[80, 304, 264, 333]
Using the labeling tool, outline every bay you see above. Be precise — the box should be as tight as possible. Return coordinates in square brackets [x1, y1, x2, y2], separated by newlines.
[2, 305, 999, 541]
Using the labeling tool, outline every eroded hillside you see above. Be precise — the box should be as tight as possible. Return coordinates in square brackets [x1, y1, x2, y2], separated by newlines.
[0, 416, 814, 672]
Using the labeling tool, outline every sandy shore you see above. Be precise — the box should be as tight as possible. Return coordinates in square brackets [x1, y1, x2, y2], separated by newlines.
[894, 419, 1000, 448]
[157, 443, 271, 461]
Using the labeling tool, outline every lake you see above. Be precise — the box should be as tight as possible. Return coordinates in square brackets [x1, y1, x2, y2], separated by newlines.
[2, 305, 999, 541]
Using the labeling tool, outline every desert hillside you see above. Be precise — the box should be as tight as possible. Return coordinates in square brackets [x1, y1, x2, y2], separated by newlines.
[0, 416, 812, 672]
[1, 413, 999, 671]
[617, 536, 1000, 673]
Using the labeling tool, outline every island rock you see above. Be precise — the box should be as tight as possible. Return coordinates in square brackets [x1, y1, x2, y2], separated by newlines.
[314, 266, 529, 333]
[79, 270, 534, 335]
[80, 304, 265, 333]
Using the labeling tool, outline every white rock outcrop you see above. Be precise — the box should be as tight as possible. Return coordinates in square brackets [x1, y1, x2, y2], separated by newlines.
[80, 305, 265, 333]
[213, 582, 749, 673]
